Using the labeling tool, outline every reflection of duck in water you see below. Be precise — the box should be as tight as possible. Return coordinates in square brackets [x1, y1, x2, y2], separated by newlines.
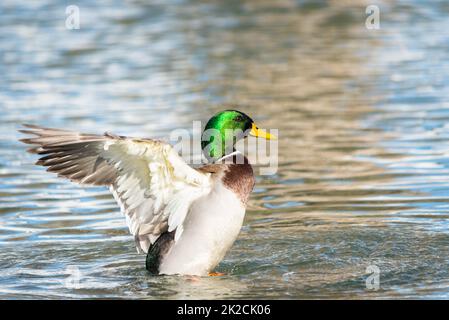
[20, 110, 275, 276]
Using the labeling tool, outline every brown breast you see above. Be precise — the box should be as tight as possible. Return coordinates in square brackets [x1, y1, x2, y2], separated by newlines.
[221, 163, 255, 206]
[197, 154, 255, 206]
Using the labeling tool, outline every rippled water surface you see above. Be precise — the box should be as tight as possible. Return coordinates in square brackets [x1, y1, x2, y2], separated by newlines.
[1, 0, 449, 299]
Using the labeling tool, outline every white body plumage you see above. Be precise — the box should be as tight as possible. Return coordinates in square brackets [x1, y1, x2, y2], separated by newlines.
[159, 182, 245, 275]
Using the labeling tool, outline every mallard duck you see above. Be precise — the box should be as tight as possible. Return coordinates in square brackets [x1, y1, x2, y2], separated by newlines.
[19, 110, 274, 276]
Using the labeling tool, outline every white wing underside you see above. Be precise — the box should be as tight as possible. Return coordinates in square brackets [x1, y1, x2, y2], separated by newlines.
[105, 141, 212, 253]
[20, 125, 212, 253]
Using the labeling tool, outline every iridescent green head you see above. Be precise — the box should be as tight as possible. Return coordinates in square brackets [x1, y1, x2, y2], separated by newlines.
[201, 110, 274, 161]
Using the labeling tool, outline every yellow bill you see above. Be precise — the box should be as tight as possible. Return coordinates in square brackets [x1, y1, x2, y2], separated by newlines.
[250, 123, 276, 140]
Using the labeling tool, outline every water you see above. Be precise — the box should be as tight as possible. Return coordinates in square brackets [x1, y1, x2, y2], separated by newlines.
[1, 0, 449, 299]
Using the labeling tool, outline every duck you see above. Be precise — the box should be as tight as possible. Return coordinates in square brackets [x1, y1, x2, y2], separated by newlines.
[19, 110, 274, 276]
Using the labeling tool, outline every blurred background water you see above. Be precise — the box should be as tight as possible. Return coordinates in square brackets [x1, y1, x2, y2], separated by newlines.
[1, 0, 449, 299]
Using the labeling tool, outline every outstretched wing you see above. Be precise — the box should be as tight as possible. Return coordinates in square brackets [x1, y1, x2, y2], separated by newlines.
[19, 124, 212, 253]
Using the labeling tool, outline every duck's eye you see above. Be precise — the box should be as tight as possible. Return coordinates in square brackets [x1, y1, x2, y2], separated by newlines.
[234, 116, 244, 122]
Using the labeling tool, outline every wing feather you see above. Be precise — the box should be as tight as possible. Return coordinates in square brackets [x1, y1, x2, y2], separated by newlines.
[20, 124, 212, 253]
